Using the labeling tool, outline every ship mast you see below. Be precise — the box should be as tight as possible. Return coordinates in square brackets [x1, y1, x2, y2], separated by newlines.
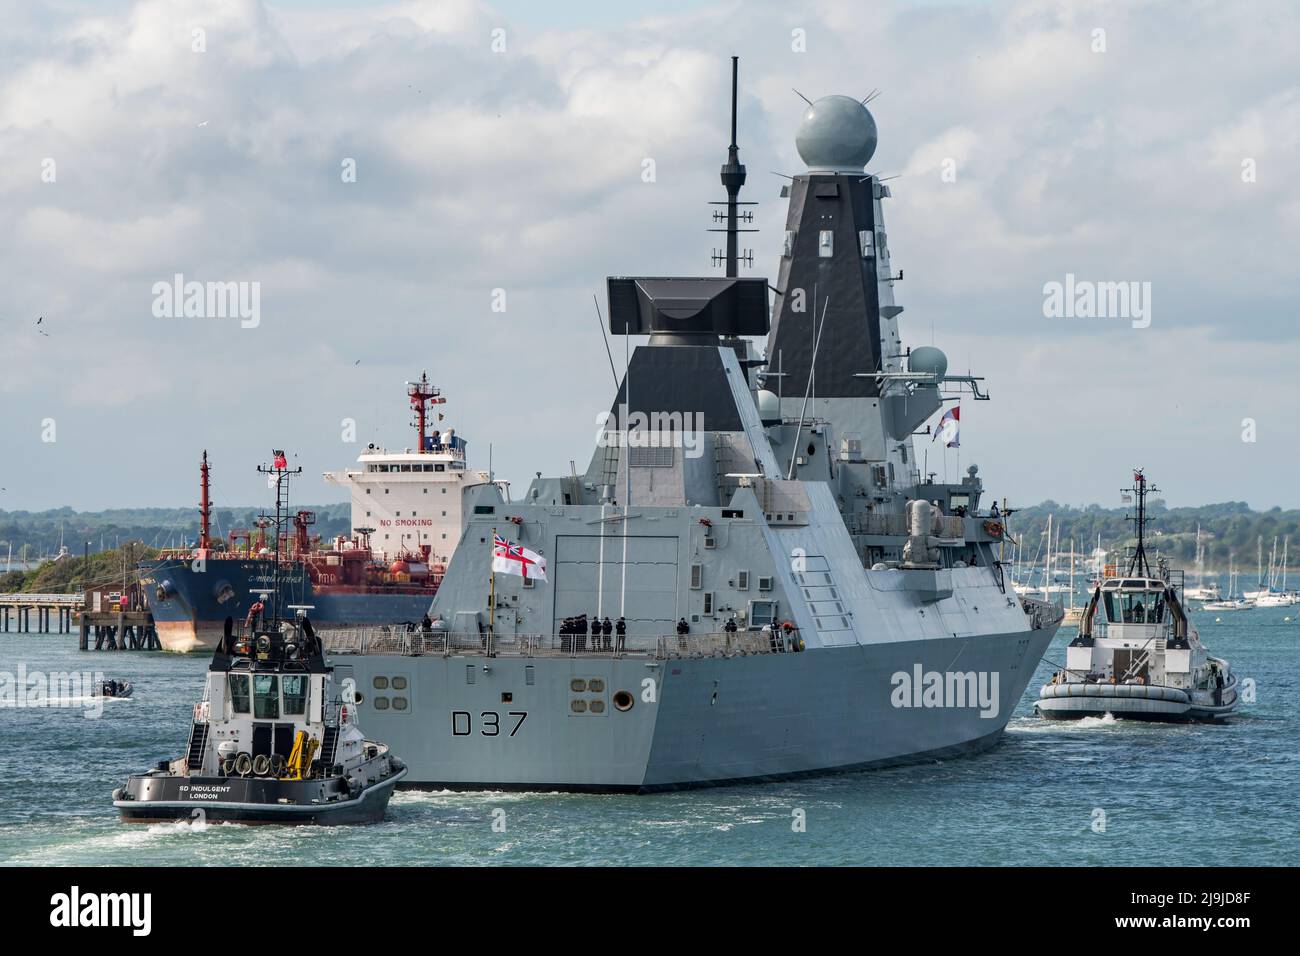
[1123, 469, 1159, 577]
[256, 450, 301, 627]
[710, 56, 755, 276]
[407, 372, 444, 454]
[199, 450, 212, 550]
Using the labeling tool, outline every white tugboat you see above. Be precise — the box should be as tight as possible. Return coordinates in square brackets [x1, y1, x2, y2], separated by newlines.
[1036, 471, 1237, 722]
[114, 455, 406, 824]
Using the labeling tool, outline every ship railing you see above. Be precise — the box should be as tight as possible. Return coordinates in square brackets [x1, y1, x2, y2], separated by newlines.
[1020, 597, 1064, 631]
[318, 626, 788, 659]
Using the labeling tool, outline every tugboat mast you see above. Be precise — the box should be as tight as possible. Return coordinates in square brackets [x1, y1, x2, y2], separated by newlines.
[1124, 468, 1159, 577]
[255, 450, 302, 626]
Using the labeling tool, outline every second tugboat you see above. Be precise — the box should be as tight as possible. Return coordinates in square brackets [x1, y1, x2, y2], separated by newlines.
[1036, 470, 1238, 722]
[114, 454, 406, 824]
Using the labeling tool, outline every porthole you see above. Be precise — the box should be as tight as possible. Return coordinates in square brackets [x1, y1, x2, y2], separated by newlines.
[392, 696, 408, 711]
[373, 676, 389, 690]
[570, 699, 588, 713]
[589, 699, 606, 714]
[588, 678, 605, 693]
[613, 690, 634, 712]
[570, 678, 588, 693]
[391, 676, 408, 690]
[373, 697, 390, 710]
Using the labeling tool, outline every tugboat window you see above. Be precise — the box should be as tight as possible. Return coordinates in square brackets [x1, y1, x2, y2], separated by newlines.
[228, 674, 251, 714]
[281, 674, 307, 715]
[253, 675, 280, 719]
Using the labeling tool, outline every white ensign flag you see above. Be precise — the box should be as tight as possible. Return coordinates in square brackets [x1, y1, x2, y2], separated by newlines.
[493, 534, 547, 581]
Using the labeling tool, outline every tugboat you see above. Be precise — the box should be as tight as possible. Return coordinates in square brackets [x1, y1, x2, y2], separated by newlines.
[1036, 471, 1238, 722]
[114, 454, 406, 824]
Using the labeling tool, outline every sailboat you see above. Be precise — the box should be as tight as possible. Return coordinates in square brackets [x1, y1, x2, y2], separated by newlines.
[1184, 525, 1221, 601]
[1062, 536, 1085, 625]
[1035, 515, 1072, 598]
[1254, 536, 1297, 606]
[1203, 556, 1253, 611]
[1243, 537, 1268, 600]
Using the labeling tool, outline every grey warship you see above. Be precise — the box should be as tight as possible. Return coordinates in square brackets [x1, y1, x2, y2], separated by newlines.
[323, 61, 1062, 791]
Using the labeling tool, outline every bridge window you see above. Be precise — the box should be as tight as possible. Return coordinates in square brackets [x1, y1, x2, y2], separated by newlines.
[228, 674, 251, 714]
[1104, 590, 1165, 624]
[281, 674, 307, 715]
[253, 675, 280, 719]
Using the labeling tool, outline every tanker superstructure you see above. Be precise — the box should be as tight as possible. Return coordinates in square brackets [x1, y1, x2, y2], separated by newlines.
[140, 376, 502, 652]
[322, 61, 1062, 790]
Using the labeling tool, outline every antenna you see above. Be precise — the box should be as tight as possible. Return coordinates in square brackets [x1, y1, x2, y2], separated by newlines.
[1122, 469, 1160, 577]
[709, 56, 756, 275]
[592, 294, 619, 390]
[730, 56, 739, 149]
[255, 451, 303, 628]
[407, 372, 444, 453]
[793, 88, 813, 106]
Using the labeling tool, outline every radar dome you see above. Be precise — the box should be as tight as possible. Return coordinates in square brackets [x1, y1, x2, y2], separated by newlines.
[908, 346, 948, 381]
[796, 95, 878, 172]
[755, 389, 781, 425]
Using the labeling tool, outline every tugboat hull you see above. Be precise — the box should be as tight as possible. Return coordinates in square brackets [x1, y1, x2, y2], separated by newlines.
[114, 763, 406, 825]
[1035, 679, 1237, 722]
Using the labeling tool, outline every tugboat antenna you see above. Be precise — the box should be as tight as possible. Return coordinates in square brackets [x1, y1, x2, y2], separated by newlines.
[1123, 468, 1159, 577]
[256, 451, 302, 628]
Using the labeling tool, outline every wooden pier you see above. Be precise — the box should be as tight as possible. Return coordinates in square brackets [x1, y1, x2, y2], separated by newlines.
[78, 586, 159, 651]
[0, 593, 80, 634]
[0, 588, 159, 650]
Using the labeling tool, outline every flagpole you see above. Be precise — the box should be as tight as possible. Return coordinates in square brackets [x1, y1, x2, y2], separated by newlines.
[488, 527, 496, 655]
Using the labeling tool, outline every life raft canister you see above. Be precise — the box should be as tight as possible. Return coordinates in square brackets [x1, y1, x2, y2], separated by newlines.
[983, 519, 1004, 538]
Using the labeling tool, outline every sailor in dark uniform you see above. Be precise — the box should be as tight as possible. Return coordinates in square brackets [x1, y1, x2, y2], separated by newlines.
[601, 616, 613, 651]
[615, 616, 626, 652]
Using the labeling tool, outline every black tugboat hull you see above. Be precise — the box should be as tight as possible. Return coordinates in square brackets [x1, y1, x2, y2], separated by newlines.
[113, 765, 406, 825]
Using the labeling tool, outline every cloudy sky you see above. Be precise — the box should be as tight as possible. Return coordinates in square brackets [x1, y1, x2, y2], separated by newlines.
[2, 0, 1298, 515]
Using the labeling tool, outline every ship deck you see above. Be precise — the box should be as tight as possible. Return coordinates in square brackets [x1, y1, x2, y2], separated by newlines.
[320, 626, 793, 660]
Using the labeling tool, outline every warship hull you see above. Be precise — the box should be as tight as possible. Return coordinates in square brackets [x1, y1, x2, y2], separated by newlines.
[329, 625, 1057, 791]
[140, 558, 435, 652]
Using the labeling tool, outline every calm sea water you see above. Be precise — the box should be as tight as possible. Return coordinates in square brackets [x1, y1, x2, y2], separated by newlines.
[1, 608, 1295, 866]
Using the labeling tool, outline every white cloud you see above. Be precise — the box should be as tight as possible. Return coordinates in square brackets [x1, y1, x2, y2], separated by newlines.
[0, 0, 1297, 511]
